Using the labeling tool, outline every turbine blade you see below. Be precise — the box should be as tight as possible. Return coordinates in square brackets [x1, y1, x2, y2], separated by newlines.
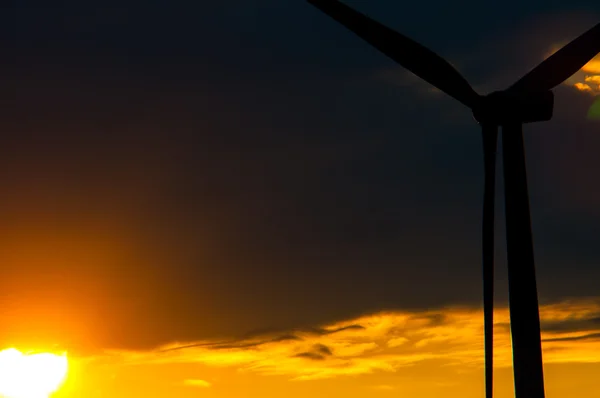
[481, 124, 498, 398]
[509, 22, 600, 93]
[307, 0, 480, 108]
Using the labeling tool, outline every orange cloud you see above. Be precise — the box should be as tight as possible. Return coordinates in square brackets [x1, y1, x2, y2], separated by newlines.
[585, 75, 600, 84]
[547, 46, 600, 96]
[96, 299, 600, 382]
[371, 384, 395, 390]
[183, 379, 211, 388]
[583, 59, 600, 74]
[574, 82, 593, 92]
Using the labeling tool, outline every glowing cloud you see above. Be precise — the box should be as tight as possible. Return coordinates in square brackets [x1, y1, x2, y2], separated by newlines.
[100, 299, 600, 382]
[546, 45, 600, 98]
[183, 379, 211, 388]
[582, 59, 600, 74]
[585, 75, 600, 85]
[543, 43, 600, 121]
[574, 82, 593, 92]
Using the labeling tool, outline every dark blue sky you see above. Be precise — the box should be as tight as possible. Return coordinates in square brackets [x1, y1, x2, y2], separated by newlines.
[2, 1, 600, 352]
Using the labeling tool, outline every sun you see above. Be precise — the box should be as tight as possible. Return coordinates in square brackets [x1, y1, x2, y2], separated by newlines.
[0, 348, 68, 398]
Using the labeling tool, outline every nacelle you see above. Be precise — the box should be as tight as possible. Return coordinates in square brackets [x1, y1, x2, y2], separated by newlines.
[473, 90, 554, 125]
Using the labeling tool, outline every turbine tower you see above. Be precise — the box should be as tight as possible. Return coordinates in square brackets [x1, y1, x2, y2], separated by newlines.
[305, 1, 600, 397]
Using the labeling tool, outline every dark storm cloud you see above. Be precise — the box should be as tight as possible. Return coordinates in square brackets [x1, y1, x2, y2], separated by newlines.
[156, 325, 362, 355]
[543, 333, 600, 342]
[294, 344, 333, 360]
[408, 313, 447, 327]
[4, 0, 600, 352]
[542, 317, 600, 334]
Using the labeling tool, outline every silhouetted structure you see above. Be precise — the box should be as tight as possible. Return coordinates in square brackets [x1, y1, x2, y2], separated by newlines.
[305, 1, 600, 397]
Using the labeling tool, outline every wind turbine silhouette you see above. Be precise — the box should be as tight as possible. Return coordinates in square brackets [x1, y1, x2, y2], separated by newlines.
[305, 1, 600, 398]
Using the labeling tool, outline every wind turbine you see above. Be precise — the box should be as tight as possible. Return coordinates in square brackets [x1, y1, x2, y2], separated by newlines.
[305, 1, 600, 398]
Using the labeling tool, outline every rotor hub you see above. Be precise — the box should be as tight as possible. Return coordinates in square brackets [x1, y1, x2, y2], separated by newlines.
[472, 90, 554, 125]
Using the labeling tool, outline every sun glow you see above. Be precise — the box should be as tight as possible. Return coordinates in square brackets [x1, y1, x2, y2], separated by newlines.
[545, 44, 600, 97]
[0, 348, 68, 398]
[544, 42, 600, 121]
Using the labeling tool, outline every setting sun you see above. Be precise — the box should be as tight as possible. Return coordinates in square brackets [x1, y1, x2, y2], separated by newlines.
[0, 349, 68, 398]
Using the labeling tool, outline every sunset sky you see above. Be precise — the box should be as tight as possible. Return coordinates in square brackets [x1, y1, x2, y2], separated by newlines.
[4, 1, 600, 397]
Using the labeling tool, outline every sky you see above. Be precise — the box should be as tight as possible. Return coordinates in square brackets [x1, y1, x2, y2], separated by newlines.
[3, 0, 600, 397]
